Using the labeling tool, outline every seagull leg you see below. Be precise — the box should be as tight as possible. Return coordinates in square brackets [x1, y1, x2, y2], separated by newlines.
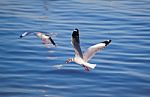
[83, 65, 90, 71]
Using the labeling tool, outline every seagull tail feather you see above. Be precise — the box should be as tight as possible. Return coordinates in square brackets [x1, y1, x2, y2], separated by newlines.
[84, 63, 96, 69]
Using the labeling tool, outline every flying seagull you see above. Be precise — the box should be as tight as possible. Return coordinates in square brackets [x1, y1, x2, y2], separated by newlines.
[19, 31, 56, 46]
[35, 32, 56, 46]
[66, 28, 111, 71]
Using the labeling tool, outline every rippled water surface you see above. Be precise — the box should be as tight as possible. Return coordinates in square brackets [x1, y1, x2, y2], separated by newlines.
[0, 0, 150, 97]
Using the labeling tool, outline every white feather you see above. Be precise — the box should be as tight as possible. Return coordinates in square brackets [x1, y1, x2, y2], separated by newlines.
[83, 42, 106, 62]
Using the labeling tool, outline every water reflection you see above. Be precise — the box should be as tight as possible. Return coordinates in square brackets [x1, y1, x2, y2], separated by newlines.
[0, 0, 150, 97]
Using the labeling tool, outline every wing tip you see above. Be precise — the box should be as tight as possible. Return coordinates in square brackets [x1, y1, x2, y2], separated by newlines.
[72, 28, 79, 37]
[84, 63, 96, 69]
[49, 37, 56, 46]
[19, 32, 30, 38]
[101, 40, 111, 46]
[74, 28, 79, 32]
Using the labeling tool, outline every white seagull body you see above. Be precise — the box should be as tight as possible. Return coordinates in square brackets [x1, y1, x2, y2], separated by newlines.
[66, 28, 111, 71]
[35, 32, 56, 46]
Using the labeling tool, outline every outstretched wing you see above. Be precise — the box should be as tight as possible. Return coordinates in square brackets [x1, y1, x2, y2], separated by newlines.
[19, 32, 32, 38]
[71, 28, 83, 58]
[83, 40, 111, 62]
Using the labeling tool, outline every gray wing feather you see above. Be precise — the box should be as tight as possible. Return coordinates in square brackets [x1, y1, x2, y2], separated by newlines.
[72, 29, 83, 58]
[83, 40, 111, 62]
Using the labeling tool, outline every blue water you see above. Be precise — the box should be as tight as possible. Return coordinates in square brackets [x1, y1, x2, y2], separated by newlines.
[0, 0, 150, 97]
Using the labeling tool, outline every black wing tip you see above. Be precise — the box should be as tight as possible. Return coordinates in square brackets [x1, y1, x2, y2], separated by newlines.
[102, 40, 111, 46]
[73, 28, 79, 33]
[49, 37, 56, 46]
[72, 28, 79, 38]
[19, 35, 23, 38]
[74, 28, 79, 31]
[19, 31, 31, 39]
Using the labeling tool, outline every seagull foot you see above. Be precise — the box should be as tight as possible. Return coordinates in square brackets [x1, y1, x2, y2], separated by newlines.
[83, 66, 90, 71]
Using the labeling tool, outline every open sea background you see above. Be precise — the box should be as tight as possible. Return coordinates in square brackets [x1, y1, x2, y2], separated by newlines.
[0, 0, 150, 97]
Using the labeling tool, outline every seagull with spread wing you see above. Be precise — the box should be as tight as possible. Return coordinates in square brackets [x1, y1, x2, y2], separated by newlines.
[19, 31, 56, 47]
[66, 28, 111, 71]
